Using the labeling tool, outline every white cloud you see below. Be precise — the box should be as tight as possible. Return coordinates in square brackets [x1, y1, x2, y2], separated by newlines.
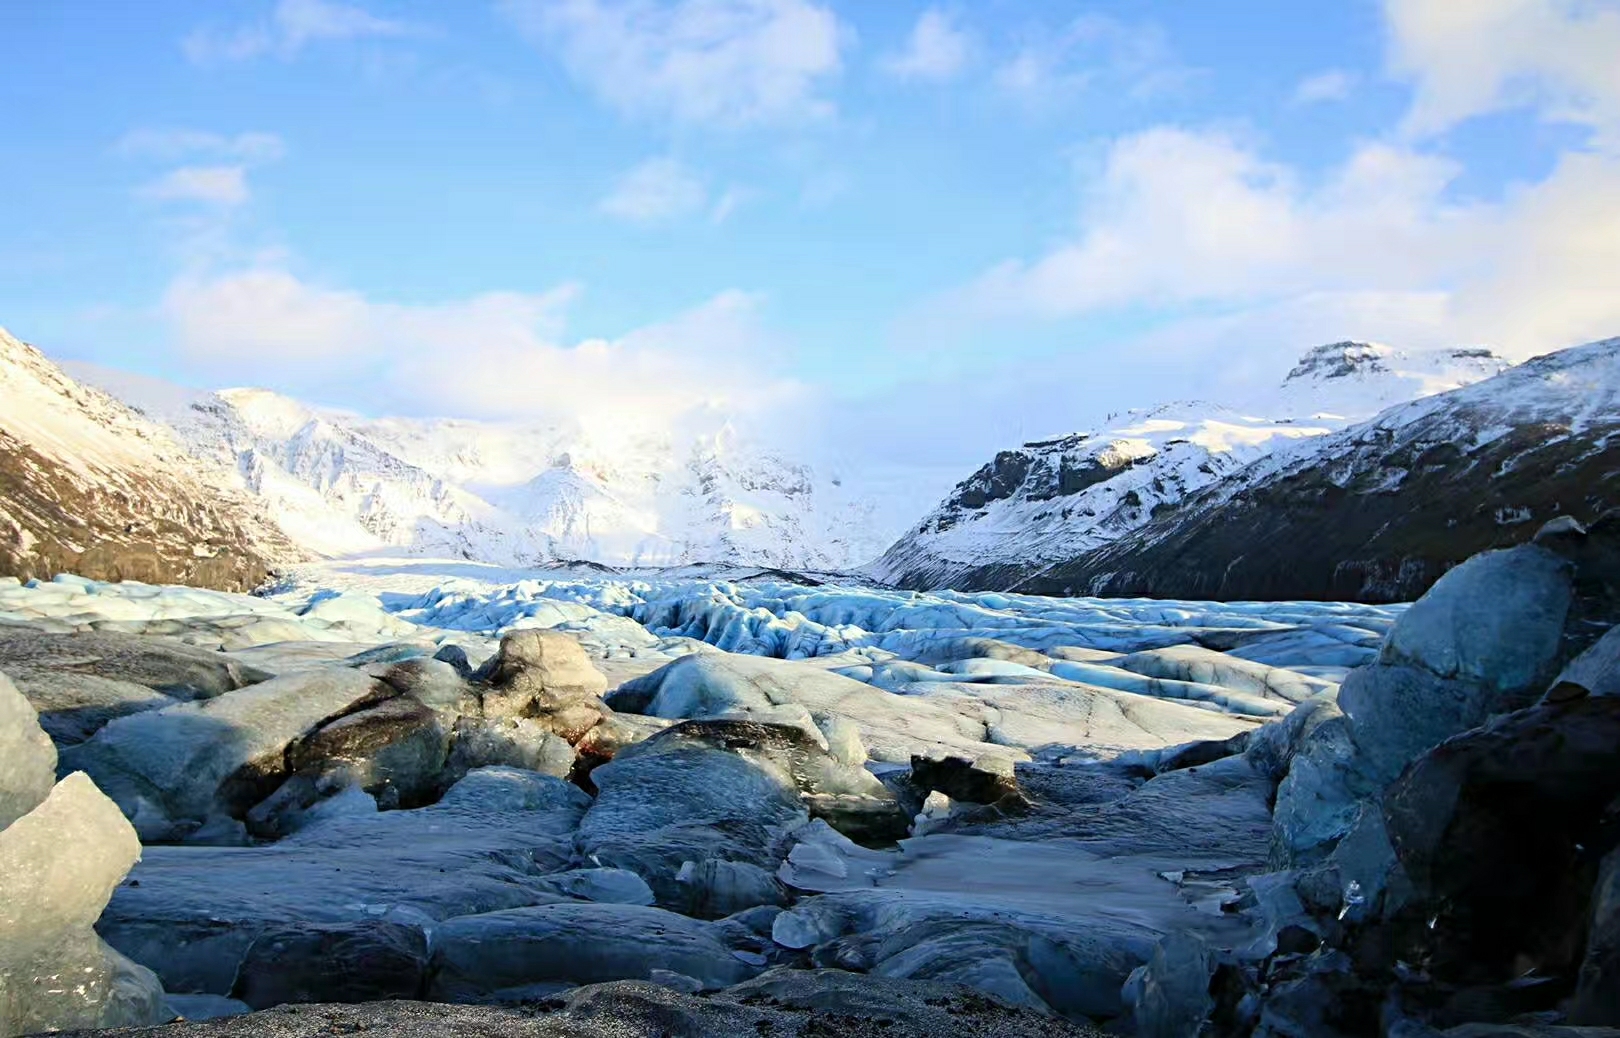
[119, 128, 284, 212]
[1386, 0, 1620, 141]
[949, 124, 1620, 362]
[159, 268, 798, 430]
[183, 0, 415, 64]
[136, 166, 253, 207]
[498, 0, 845, 128]
[599, 157, 708, 223]
[882, 8, 971, 83]
[995, 14, 1192, 106]
[114, 129, 286, 163]
[1294, 69, 1357, 104]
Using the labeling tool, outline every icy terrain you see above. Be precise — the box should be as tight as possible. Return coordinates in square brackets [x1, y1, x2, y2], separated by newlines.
[2, 512, 1617, 1035]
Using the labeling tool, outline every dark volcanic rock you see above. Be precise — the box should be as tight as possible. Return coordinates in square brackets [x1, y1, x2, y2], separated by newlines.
[0, 628, 271, 700]
[232, 922, 429, 1010]
[910, 754, 1026, 807]
[67, 971, 1103, 1036]
[1382, 696, 1620, 994]
[287, 696, 451, 809]
[1573, 840, 1620, 1025]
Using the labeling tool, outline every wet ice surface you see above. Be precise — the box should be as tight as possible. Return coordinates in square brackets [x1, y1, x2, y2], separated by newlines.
[0, 560, 1405, 1028]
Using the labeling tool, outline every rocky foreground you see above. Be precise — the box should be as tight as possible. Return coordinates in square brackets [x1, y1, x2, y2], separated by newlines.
[1, 517, 1618, 1036]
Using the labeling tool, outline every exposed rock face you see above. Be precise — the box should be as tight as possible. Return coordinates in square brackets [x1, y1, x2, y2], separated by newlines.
[0, 328, 289, 591]
[472, 628, 609, 741]
[869, 403, 1329, 592]
[1208, 525, 1620, 1036]
[876, 337, 1618, 603]
[1382, 697, 1620, 992]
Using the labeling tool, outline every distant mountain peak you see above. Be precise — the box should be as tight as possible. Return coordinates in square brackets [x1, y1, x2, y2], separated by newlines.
[1282, 341, 1394, 383]
[64, 353, 900, 572]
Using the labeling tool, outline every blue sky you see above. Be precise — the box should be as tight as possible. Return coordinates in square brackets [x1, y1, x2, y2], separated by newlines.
[4, 0, 1619, 467]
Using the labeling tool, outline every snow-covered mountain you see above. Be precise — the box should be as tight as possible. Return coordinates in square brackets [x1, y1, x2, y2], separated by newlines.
[69, 365, 899, 572]
[1054, 335, 1620, 602]
[868, 342, 1512, 591]
[0, 328, 288, 590]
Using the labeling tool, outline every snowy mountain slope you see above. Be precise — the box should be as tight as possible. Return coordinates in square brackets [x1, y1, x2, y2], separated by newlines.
[0, 328, 290, 590]
[69, 364, 900, 571]
[869, 342, 1511, 591]
[891, 337, 1618, 603]
[1057, 335, 1620, 602]
[1260, 340, 1508, 419]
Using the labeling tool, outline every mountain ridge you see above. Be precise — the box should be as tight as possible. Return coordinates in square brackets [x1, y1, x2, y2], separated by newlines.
[867, 340, 1511, 591]
[873, 337, 1616, 602]
[66, 361, 903, 573]
[0, 329, 290, 590]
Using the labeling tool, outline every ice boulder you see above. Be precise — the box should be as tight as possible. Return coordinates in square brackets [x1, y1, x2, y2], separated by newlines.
[1340, 544, 1576, 787]
[427, 903, 764, 1001]
[578, 721, 812, 908]
[606, 651, 997, 763]
[1548, 624, 1620, 701]
[472, 629, 609, 742]
[0, 754, 167, 1034]
[60, 667, 392, 840]
[0, 671, 55, 829]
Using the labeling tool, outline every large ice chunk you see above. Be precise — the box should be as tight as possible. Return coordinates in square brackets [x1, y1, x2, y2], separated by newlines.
[60, 667, 389, 839]
[0, 670, 56, 830]
[0, 770, 166, 1035]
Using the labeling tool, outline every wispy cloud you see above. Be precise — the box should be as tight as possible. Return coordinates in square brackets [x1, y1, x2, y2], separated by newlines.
[114, 128, 286, 163]
[995, 14, 1195, 107]
[1294, 69, 1357, 105]
[136, 166, 252, 207]
[599, 157, 709, 223]
[881, 7, 972, 83]
[118, 127, 285, 213]
[183, 0, 417, 64]
[498, 0, 846, 128]
[709, 186, 748, 224]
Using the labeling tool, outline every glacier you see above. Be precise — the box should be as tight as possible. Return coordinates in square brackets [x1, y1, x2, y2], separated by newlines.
[1, 518, 1616, 1037]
